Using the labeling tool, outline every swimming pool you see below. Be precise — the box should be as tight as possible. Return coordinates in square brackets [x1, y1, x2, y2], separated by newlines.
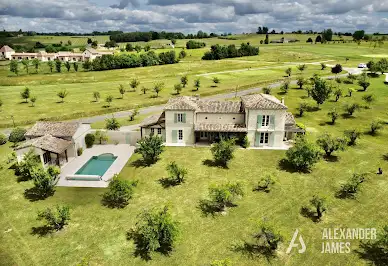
[75, 153, 117, 176]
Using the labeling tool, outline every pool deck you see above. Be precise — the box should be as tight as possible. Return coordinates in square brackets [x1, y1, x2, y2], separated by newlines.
[57, 144, 134, 188]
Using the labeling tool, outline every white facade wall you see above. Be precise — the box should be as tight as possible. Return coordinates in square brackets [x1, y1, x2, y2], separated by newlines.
[142, 127, 166, 141]
[196, 113, 244, 124]
[165, 110, 195, 145]
[246, 109, 287, 147]
[72, 124, 91, 155]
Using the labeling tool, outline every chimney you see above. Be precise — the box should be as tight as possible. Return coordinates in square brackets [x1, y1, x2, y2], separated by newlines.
[281, 97, 285, 105]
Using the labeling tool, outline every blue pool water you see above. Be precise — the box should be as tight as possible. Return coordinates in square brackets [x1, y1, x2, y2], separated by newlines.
[75, 153, 117, 176]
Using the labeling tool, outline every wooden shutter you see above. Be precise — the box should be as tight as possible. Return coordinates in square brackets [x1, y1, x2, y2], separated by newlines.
[172, 130, 177, 143]
[174, 113, 177, 123]
[183, 113, 186, 123]
[257, 115, 262, 128]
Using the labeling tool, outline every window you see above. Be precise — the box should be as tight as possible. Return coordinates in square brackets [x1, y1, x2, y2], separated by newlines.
[177, 113, 184, 123]
[200, 132, 208, 138]
[260, 133, 269, 144]
[157, 128, 162, 135]
[262, 115, 270, 127]
[150, 128, 155, 135]
[178, 130, 183, 140]
[233, 117, 236, 120]
[43, 152, 51, 164]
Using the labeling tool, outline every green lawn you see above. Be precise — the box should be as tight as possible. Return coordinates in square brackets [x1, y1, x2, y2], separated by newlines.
[1, 33, 386, 128]
[1, 76, 387, 265]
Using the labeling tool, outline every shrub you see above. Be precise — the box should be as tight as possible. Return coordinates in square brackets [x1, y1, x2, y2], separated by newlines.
[297, 102, 309, 117]
[186, 40, 206, 49]
[262, 87, 271, 94]
[127, 207, 179, 260]
[207, 182, 244, 212]
[358, 73, 370, 91]
[105, 117, 120, 130]
[94, 130, 109, 144]
[310, 77, 332, 107]
[102, 175, 137, 208]
[280, 79, 290, 93]
[285, 67, 292, 77]
[334, 88, 343, 102]
[30, 166, 59, 198]
[77, 147, 83, 156]
[137, 135, 164, 165]
[210, 138, 236, 167]
[337, 173, 366, 199]
[344, 129, 361, 145]
[202, 43, 259, 60]
[85, 133, 95, 148]
[316, 133, 346, 157]
[362, 94, 375, 107]
[241, 135, 250, 148]
[213, 77, 220, 85]
[37, 205, 70, 231]
[284, 136, 320, 171]
[370, 120, 383, 135]
[9, 127, 26, 144]
[297, 76, 306, 89]
[15, 149, 41, 180]
[164, 161, 187, 186]
[327, 109, 339, 124]
[343, 103, 360, 116]
[0, 133, 7, 145]
[331, 64, 343, 75]
[253, 174, 275, 193]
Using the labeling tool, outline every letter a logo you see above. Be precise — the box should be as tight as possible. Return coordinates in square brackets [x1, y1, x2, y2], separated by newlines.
[286, 229, 306, 254]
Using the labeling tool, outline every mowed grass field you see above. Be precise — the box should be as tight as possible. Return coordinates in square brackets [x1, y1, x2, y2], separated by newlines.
[0, 34, 387, 128]
[1, 76, 387, 266]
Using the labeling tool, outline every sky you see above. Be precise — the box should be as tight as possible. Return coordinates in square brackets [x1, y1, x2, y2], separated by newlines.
[0, 0, 387, 34]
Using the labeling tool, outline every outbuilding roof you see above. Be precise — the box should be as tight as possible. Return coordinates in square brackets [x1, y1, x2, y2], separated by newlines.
[0, 45, 14, 52]
[15, 135, 72, 154]
[25, 122, 80, 138]
[285, 112, 296, 125]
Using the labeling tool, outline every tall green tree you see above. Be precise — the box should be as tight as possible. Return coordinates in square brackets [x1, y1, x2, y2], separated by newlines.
[32, 58, 40, 73]
[153, 82, 164, 97]
[64, 61, 71, 72]
[55, 59, 62, 72]
[73, 62, 79, 72]
[130, 78, 140, 92]
[10, 60, 19, 76]
[180, 75, 188, 87]
[194, 78, 201, 91]
[284, 136, 320, 171]
[316, 133, 346, 157]
[358, 73, 370, 91]
[20, 87, 30, 103]
[119, 84, 126, 98]
[105, 95, 113, 107]
[137, 135, 165, 165]
[47, 60, 54, 73]
[210, 138, 236, 167]
[21, 59, 29, 74]
[310, 77, 332, 108]
[127, 207, 179, 260]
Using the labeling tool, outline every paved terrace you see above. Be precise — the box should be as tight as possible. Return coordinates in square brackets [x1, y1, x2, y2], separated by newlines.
[57, 144, 134, 188]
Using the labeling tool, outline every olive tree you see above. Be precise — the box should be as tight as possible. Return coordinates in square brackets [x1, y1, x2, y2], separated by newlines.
[311, 77, 332, 108]
[297, 76, 306, 89]
[119, 84, 126, 99]
[334, 88, 343, 102]
[137, 135, 165, 165]
[207, 182, 244, 212]
[127, 207, 179, 260]
[20, 87, 30, 103]
[37, 205, 70, 231]
[285, 67, 292, 77]
[210, 138, 236, 167]
[153, 82, 164, 97]
[316, 133, 346, 157]
[337, 173, 366, 199]
[105, 117, 120, 130]
[105, 95, 113, 107]
[130, 78, 140, 92]
[358, 73, 370, 91]
[362, 94, 375, 108]
[57, 89, 69, 103]
[343, 103, 360, 116]
[163, 161, 187, 186]
[344, 129, 361, 145]
[327, 109, 339, 124]
[370, 120, 383, 135]
[284, 136, 320, 172]
[102, 174, 137, 208]
[180, 75, 188, 88]
[302, 195, 327, 221]
[174, 83, 182, 95]
[94, 130, 109, 144]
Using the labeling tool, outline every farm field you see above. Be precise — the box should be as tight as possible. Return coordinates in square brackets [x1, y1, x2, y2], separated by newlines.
[0, 35, 386, 129]
[1, 76, 388, 265]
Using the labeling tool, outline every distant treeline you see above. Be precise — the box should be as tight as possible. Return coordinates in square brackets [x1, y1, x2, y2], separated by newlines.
[202, 43, 259, 60]
[88, 51, 178, 71]
[109, 31, 218, 43]
[186, 40, 206, 49]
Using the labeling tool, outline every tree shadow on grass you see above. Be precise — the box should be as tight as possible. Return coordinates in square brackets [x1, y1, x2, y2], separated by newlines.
[23, 187, 54, 202]
[31, 225, 53, 237]
[158, 178, 180, 188]
[341, 113, 355, 119]
[231, 242, 277, 262]
[319, 121, 335, 126]
[323, 155, 339, 162]
[197, 200, 236, 217]
[300, 206, 321, 223]
[126, 231, 173, 261]
[101, 197, 129, 209]
[382, 154, 388, 161]
[130, 158, 152, 168]
[355, 241, 388, 266]
[306, 106, 320, 112]
[277, 159, 310, 174]
[202, 159, 228, 169]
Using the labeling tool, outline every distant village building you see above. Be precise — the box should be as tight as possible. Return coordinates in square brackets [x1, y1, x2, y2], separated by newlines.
[270, 37, 300, 44]
[0, 46, 113, 62]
